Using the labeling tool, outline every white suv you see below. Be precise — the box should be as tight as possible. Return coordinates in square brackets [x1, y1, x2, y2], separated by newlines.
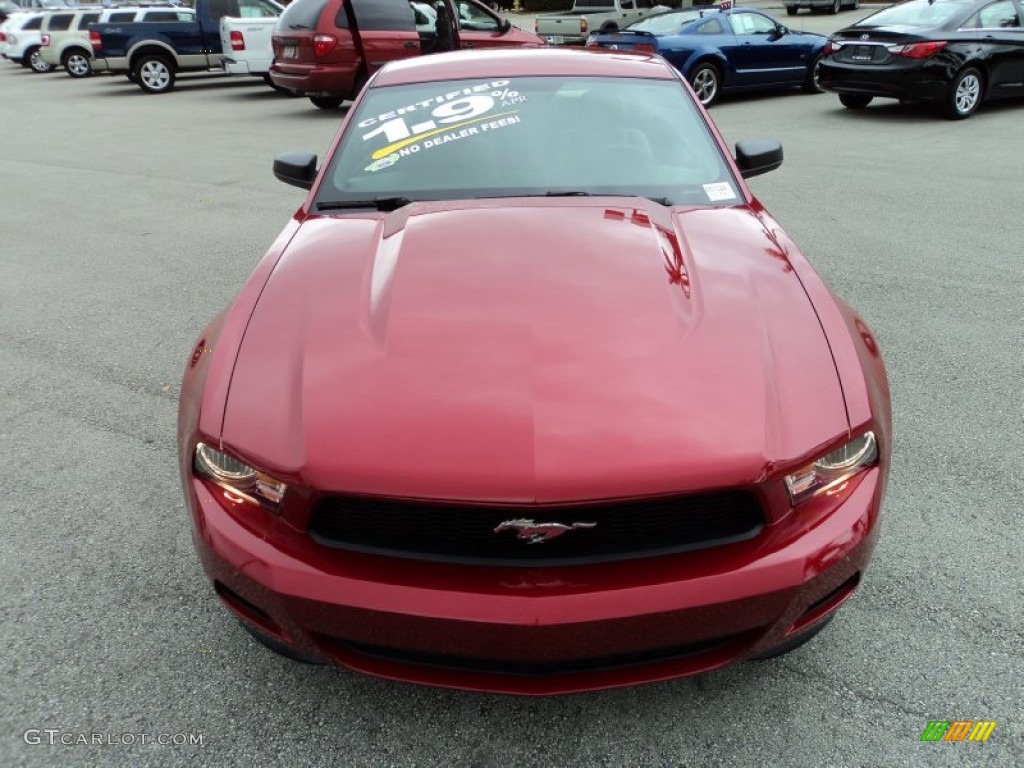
[2, 11, 51, 72]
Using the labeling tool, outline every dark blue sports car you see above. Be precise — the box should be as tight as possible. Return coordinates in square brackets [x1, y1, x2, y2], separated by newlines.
[587, 7, 827, 106]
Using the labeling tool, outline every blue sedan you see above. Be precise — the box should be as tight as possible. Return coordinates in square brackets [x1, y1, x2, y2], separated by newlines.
[587, 8, 827, 107]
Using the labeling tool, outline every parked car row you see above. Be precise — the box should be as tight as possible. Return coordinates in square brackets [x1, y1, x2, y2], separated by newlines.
[5, 0, 1023, 119]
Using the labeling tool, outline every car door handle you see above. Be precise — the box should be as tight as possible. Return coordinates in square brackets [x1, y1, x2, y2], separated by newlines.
[463, 41, 476, 48]
[403, 41, 418, 49]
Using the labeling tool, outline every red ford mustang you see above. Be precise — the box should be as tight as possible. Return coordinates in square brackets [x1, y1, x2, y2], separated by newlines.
[178, 47, 891, 695]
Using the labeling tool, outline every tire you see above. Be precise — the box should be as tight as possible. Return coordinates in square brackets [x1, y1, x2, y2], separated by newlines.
[688, 62, 721, 108]
[27, 47, 54, 73]
[786, 7, 798, 16]
[944, 66, 982, 119]
[851, 0, 861, 8]
[63, 49, 92, 78]
[310, 95, 344, 110]
[753, 616, 834, 660]
[839, 92, 872, 109]
[830, 0, 841, 13]
[803, 53, 824, 94]
[133, 54, 175, 94]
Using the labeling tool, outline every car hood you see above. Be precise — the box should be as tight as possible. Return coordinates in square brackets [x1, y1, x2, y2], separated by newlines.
[222, 200, 847, 502]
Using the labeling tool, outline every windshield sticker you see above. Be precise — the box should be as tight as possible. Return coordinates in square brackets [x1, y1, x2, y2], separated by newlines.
[364, 154, 401, 173]
[703, 182, 736, 202]
[359, 81, 527, 162]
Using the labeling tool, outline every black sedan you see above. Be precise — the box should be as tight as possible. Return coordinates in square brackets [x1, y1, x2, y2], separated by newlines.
[818, 0, 1024, 118]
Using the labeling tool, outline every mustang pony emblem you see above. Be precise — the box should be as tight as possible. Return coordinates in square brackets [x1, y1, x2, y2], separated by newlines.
[493, 519, 597, 544]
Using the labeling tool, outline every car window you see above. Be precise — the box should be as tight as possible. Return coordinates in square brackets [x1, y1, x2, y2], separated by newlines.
[455, 1, 497, 32]
[349, 0, 416, 31]
[857, 0, 973, 27]
[627, 10, 699, 33]
[143, 11, 184, 22]
[975, 0, 1021, 27]
[208, 0, 240, 22]
[78, 12, 99, 29]
[237, 0, 280, 18]
[411, 1, 435, 30]
[696, 17, 724, 34]
[23, 15, 43, 30]
[621, 0, 635, 10]
[279, 0, 329, 29]
[46, 13, 73, 31]
[637, 0, 654, 8]
[730, 12, 775, 35]
[108, 11, 137, 22]
[320, 76, 738, 208]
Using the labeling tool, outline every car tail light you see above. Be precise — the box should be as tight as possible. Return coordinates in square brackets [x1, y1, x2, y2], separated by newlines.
[230, 30, 244, 51]
[635, 43, 655, 54]
[887, 41, 947, 59]
[0, 33, 6, 44]
[312, 33, 337, 59]
[823, 39, 842, 55]
[90, 30, 101, 52]
[41, 34, 50, 46]
[581, 19, 588, 34]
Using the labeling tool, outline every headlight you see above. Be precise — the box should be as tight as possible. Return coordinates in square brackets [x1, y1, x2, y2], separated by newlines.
[193, 442, 287, 508]
[785, 432, 878, 505]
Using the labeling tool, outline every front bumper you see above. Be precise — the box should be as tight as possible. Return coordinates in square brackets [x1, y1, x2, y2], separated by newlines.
[819, 58, 952, 102]
[186, 469, 882, 695]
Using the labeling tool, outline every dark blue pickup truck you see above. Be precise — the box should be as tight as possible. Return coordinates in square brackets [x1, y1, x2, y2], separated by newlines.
[90, 0, 279, 93]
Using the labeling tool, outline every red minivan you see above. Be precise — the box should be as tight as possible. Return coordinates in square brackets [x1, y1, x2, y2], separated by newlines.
[270, 0, 544, 109]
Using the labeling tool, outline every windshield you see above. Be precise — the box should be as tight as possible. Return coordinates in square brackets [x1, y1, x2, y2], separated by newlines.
[855, 0, 973, 27]
[627, 10, 701, 34]
[317, 76, 739, 209]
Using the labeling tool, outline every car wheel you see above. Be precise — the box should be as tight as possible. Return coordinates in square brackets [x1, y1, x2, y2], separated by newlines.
[839, 93, 872, 109]
[830, 0, 841, 13]
[134, 55, 175, 94]
[851, 0, 861, 8]
[63, 49, 92, 78]
[753, 615, 834, 660]
[238, 621, 323, 665]
[803, 53, 824, 93]
[310, 95, 344, 110]
[786, 7, 798, 15]
[28, 47, 54, 73]
[689, 62, 720, 108]
[944, 66, 982, 119]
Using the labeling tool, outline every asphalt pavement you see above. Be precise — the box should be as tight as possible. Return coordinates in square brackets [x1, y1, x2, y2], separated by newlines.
[1, 17, 1022, 768]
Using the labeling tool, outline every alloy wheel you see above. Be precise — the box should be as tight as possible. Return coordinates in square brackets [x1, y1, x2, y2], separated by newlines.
[955, 73, 981, 115]
[66, 53, 90, 78]
[140, 60, 170, 91]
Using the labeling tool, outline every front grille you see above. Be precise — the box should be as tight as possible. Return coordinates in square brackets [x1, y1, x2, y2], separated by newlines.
[308, 490, 763, 565]
[338, 634, 745, 677]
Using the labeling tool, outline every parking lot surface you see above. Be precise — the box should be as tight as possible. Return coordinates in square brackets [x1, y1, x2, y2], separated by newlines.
[1, 15, 1021, 767]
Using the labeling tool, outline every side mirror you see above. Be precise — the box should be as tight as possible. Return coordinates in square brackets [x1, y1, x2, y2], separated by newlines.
[500, 17, 511, 33]
[734, 139, 783, 179]
[273, 152, 318, 190]
[768, 26, 786, 41]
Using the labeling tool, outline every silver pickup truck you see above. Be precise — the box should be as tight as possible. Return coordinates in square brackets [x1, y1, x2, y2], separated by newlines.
[535, 0, 667, 45]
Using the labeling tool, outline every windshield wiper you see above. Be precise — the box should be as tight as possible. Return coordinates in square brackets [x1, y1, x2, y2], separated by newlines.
[315, 197, 413, 212]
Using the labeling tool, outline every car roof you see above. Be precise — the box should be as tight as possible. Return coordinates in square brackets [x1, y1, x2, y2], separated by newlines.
[373, 48, 677, 87]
